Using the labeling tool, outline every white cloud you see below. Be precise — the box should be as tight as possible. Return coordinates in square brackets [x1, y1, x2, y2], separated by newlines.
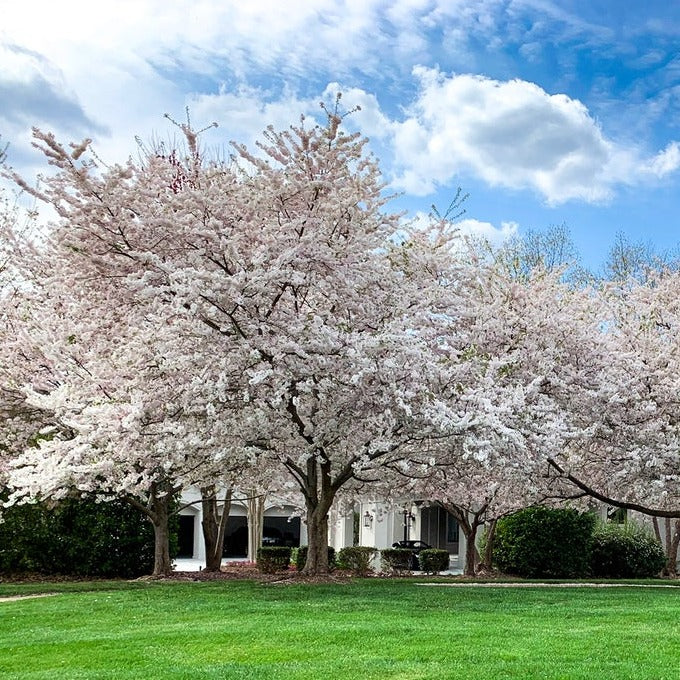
[2, 2, 679, 213]
[410, 212, 518, 249]
[389, 67, 680, 204]
[0, 1, 395, 172]
[644, 142, 680, 177]
[187, 86, 319, 153]
[456, 218, 519, 247]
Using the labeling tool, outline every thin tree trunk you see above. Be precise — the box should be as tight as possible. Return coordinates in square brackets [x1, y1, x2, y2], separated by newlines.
[440, 503, 485, 577]
[247, 492, 265, 562]
[667, 519, 680, 577]
[480, 518, 497, 572]
[651, 516, 677, 576]
[201, 485, 232, 572]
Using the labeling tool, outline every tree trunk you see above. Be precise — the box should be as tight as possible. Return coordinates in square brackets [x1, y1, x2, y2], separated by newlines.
[247, 491, 265, 562]
[480, 518, 497, 572]
[463, 524, 480, 576]
[666, 519, 680, 577]
[151, 504, 172, 576]
[440, 503, 485, 577]
[650, 517, 677, 577]
[149, 484, 174, 576]
[126, 481, 176, 576]
[303, 505, 331, 574]
[201, 485, 232, 572]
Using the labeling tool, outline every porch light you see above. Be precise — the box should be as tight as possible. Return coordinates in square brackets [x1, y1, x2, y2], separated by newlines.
[363, 511, 374, 528]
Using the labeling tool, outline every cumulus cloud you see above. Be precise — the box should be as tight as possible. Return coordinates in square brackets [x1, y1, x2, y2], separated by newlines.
[410, 211, 518, 249]
[390, 67, 680, 204]
[0, 44, 105, 134]
[456, 218, 519, 247]
[644, 142, 680, 177]
[186, 86, 320, 154]
[2, 1, 679, 211]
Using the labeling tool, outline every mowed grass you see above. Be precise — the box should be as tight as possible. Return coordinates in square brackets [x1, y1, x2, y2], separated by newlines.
[1, 579, 679, 679]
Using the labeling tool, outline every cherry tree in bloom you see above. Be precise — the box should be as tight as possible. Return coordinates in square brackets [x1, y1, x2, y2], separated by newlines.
[2, 99, 469, 574]
[223, 104, 469, 574]
[549, 272, 680, 572]
[2, 132, 263, 575]
[0, 192, 60, 491]
[397, 257, 605, 575]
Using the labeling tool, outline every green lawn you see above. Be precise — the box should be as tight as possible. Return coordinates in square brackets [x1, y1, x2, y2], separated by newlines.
[1, 579, 679, 679]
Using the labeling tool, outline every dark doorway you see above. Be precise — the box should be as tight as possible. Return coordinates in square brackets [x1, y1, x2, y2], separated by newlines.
[177, 515, 195, 558]
[224, 516, 248, 557]
[420, 505, 459, 554]
[263, 516, 301, 547]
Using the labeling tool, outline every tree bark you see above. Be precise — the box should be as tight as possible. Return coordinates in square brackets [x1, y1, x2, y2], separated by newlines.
[201, 485, 232, 572]
[126, 480, 176, 576]
[304, 503, 331, 574]
[664, 518, 679, 577]
[151, 500, 172, 576]
[441, 502, 485, 577]
[247, 491, 265, 562]
[669, 521, 680, 577]
[652, 517, 679, 576]
[480, 518, 497, 572]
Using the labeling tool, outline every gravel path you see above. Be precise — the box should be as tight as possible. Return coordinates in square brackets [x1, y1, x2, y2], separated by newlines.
[0, 593, 59, 602]
[417, 582, 680, 588]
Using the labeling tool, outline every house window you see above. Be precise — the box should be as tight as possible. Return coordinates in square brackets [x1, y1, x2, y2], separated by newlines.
[446, 514, 459, 543]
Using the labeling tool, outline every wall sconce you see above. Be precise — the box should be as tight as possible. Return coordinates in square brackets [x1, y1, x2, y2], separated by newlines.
[363, 511, 374, 528]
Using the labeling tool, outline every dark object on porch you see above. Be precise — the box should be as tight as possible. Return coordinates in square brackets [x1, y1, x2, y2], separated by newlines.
[386, 540, 431, 570]
[392, 540, 431, 569]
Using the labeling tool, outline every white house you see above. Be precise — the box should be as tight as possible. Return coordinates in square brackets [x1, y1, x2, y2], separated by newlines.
[178, 489, 465, 571]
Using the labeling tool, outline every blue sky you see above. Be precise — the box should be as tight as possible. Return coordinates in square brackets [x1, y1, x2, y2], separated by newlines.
[3, 0, 680, 271]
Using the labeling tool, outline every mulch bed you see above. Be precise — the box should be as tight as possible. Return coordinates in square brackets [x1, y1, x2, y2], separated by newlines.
[163, 563, 357, 584]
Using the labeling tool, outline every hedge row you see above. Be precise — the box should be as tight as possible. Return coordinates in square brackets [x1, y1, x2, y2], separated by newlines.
[0, 496, 171, 577]
[259, 545, 449, 574]
[492, 507, 665, 578]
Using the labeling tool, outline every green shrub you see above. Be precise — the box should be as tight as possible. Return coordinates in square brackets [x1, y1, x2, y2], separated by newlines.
[419, 548, 449, 574]
[493, 506, 596, 578]
[380, 548, 415, 572]
[590, 522, 666, 578]
[337, 546, 376, 575]
[294, 545, 336, 571]
[0, 496, 165, 577]
[257, 546, 292, 573]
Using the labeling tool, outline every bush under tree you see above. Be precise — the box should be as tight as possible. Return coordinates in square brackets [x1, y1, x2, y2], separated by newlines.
[257, 546, 292, 573]
[336, 546, 376, 575]
[295, 545, 336, 572]
[380, 548, 416, 572]
[419, 548, 450, 574]
[590, 522, 666, 578]
[492, 506, 596, 578]
[0, 496, 172, 577]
